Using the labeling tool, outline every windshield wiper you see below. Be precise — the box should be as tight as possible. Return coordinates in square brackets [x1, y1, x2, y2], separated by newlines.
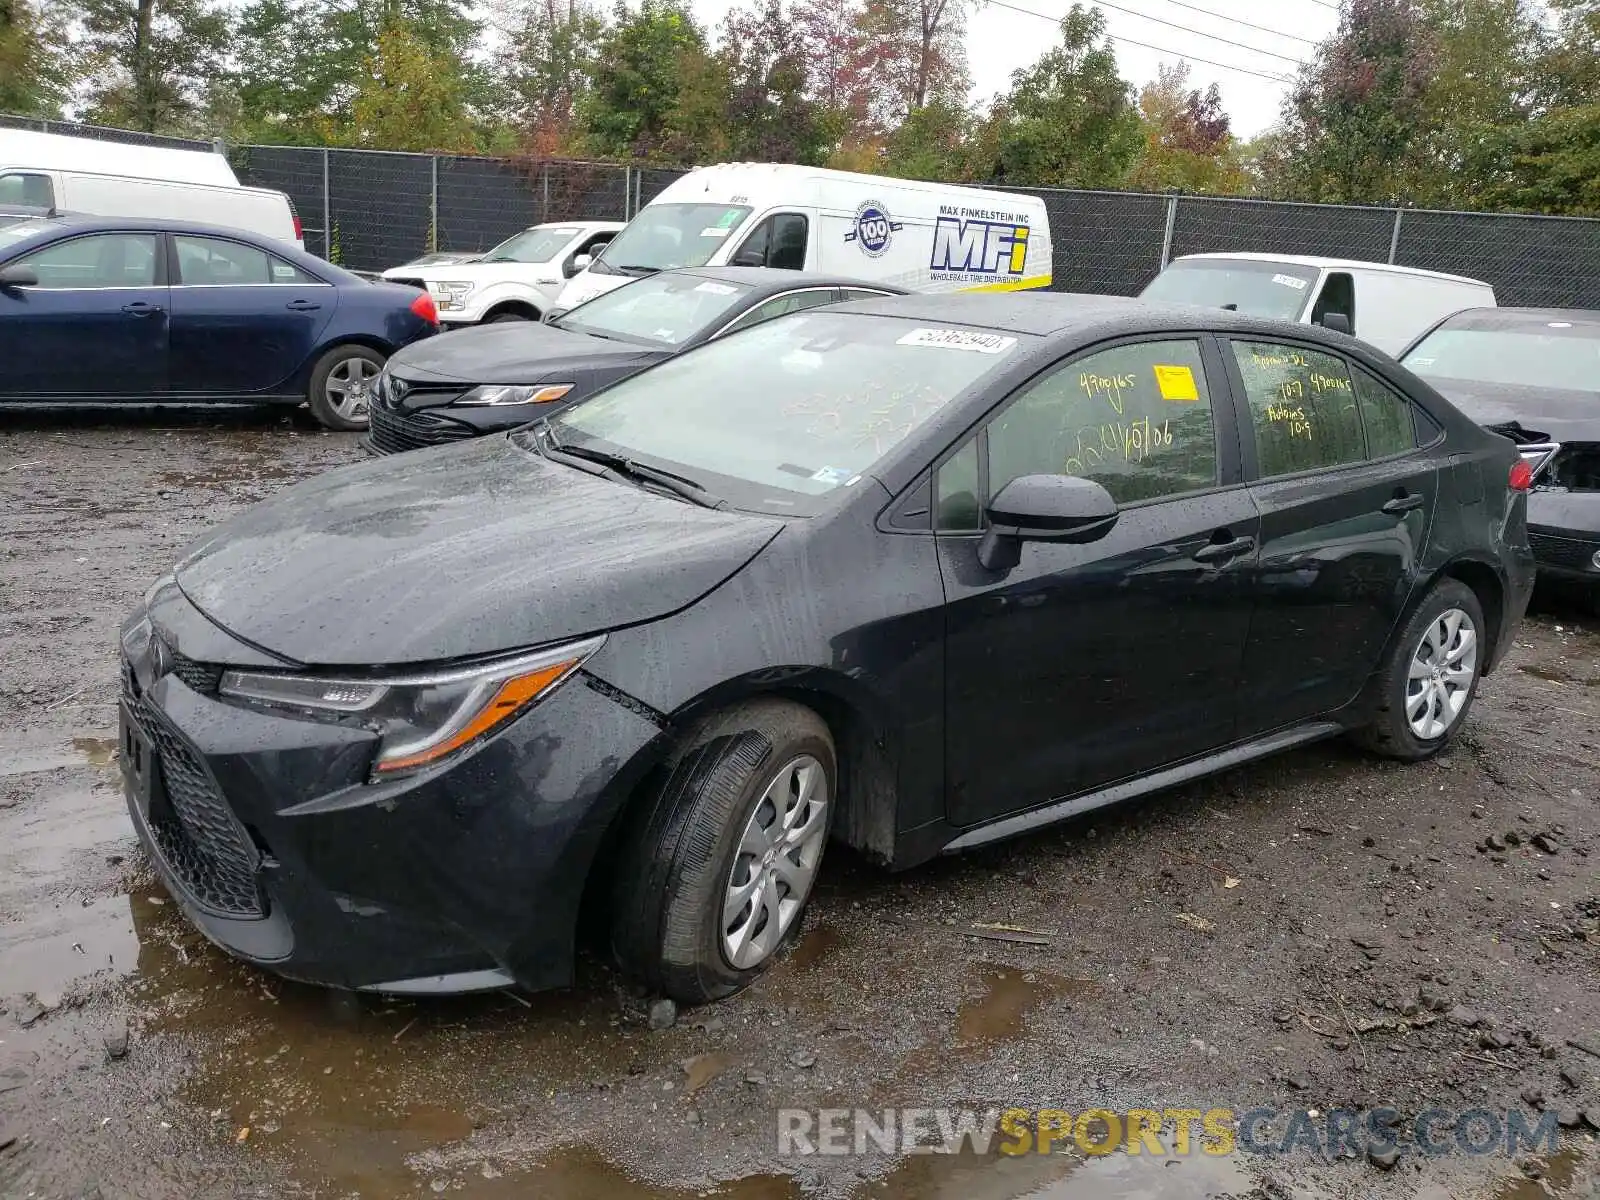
[614, 263, 661, 276]
[542, 436, 726, 509]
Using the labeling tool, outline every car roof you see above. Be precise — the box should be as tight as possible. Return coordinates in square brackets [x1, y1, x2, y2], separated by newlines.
[831, 290, 1385, 348]
[1436, 306, 1600, 327]
[679, 265, 912, 295]
[0, 212, 350, 279]
[1173, 252, 1490, 288]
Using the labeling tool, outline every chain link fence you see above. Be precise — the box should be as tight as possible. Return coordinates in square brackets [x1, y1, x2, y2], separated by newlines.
[7, 115, 1600, 306]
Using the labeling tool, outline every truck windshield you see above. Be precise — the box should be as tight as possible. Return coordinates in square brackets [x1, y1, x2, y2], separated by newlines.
[1141, 259, 1318, 321]
[480, 227, 579, 264]
[592, 204, 752, 276]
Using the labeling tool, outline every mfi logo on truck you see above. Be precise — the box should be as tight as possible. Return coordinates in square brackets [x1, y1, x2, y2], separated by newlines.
[930, 206, 1030, 284]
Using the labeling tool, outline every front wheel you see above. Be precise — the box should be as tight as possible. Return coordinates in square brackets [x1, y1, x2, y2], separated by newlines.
[307, 344, 385, 431]
[609, 700, 835, 1004]
[1353, 578, 1486, 760]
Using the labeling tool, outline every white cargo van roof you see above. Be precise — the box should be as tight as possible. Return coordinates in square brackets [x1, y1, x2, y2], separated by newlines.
[1177, 252, 1489, 288]
[0, 128, 238, 187]
[656, 161, 1035, 213]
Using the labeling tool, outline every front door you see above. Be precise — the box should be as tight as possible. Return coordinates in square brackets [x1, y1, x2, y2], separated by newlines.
[936, 336, 1259, 827]
[1223, 337, 1438, 734]
[167, 234, 334, 396]
[0, 231, 167, 398]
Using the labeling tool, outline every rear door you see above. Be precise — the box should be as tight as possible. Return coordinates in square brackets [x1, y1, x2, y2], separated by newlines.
[0, 230, 167, 398]
[167, 233, 335, 396]
[1224, 336, 1438, 735]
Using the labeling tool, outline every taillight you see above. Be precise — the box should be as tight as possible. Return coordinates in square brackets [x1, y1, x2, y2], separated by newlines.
[292, 214, 304, 242]
[1509, 461, 1533, 492]
[410, 292, 439, 325]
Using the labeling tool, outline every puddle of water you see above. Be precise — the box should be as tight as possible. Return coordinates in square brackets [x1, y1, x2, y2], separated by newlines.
[1491, 1144, 1595, 1198]
[71, 736, 118, 768]
[957, 963, 1098, 1046]
[436, 1146, 797, 1198]
[0, 893, 138, 1000]
[785, 922, 845, 970]
[876, 1147, 1267, 1199]
[0, 730, 118, 777]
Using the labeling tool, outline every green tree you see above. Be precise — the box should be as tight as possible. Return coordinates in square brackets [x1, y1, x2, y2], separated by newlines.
[989, 4, 1141, 187]
[1127, 62, 1246, 194]
[0, 0, 73, 117]
[348, 20, 479, 151]
[720, 0, 829, 164]
[496, 0, 608, 155]
[578, 0, 714, 159]
[856, 0, 969, 126]
[231, 0, 485, 144]
[80, 0, 233, 133]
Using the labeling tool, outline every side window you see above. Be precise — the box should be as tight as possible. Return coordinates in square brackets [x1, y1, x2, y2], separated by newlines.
[16, 233, 157, 288]
[1232, 340, 1365, 476]
[721, 288, 835, 336]
[0, 172, 54, 208]
[268, 255, 315, 284]
[839, 287, 893, 302]
[1354, 367, 1416, 458]
[988, 339, 1218, 506]
[1311, 271, 1356, 331]
[935, 438, 981, 531]
[174, 235, 272, 285]
[731, 213, 809, 270]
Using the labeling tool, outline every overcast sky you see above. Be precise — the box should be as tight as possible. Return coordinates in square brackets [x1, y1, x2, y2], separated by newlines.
[689, 0, 1344, 140]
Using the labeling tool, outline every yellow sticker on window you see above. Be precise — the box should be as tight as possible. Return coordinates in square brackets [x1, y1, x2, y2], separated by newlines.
[1154, 364, 1200, 402]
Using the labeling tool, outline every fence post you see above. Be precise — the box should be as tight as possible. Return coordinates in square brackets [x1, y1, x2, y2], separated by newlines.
[624, 167, 634, 219]
[321, 147, 331, 262]
[429, 155, 439, 253]
[1388, 208, 1404, 265]
[1160, 194, 1179, 269]
[541, 163, 550, 223]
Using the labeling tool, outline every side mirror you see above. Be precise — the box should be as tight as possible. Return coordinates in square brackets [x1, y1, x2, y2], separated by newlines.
[0, 264, 38, 289]
[976, 474, 1119, 571]
[731, 248, 765, 268]
[570, 253, 592, 276]
[1319, 312, 1352, 335]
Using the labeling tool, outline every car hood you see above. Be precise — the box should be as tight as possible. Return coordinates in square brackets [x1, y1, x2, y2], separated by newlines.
[388, 260, 562, 285]
[1425, 376, 1600, 442]
[386, 321, 663, 393]
[174, 436, 786, 667]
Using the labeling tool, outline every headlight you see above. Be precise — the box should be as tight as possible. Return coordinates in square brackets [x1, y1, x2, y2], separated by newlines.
[218, 635, 603, 779]
[456, 384, 574, 407]
[428, 281, 475, 310]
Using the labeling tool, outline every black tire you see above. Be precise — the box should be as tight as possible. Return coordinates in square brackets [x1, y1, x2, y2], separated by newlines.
[610, 699, 835, 1004]
[306, 344, 385, 431]
[486, 310, 534, 323]
[1353, 578, 1487, 761]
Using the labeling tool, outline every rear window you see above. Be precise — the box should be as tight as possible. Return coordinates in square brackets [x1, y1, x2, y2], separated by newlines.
[1142, 259, 1317, 321]
[1403, 320, 1600, 394]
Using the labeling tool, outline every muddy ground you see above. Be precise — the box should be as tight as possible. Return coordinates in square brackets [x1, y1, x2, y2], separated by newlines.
[1, 409, 1598, 1200]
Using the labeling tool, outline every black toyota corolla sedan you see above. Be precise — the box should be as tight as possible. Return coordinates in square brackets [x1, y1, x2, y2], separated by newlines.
[1401, 307, 1600, 607]
[119, 294, 1534, 1002]
[365, 266, 906, 453]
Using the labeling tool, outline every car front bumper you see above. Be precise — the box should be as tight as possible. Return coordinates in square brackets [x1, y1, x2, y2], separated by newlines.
[1527, 492, 1600, 584]
[366, 398, 564, 454]
[117, 588, 662, 993]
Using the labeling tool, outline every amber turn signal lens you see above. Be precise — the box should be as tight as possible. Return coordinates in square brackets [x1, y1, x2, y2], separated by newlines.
[374, 660, 577, 774]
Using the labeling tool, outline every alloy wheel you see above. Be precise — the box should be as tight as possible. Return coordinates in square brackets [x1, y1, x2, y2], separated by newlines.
[325, 356, 381, 421]
[722, 754, 829, 970]
[1405, 607, 1478, 740]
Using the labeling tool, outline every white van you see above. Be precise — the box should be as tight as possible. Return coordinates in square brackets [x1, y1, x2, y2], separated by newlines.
[550, 163, 1053, 315]
[0, 128, 302, 248]
[1140, 253, 1496, 356]
[381, 221, 622, 327]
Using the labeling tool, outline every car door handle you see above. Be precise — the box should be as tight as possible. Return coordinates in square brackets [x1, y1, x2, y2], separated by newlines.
[1193, 536, 1256, 564]
[121, 301, 163, 316]
[285, 299, 322, 311]
[1381, 492, 1425, 515]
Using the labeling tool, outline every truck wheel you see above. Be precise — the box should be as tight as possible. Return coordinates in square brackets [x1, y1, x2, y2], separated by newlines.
[1353, 579, 1486, 761]
[610, 700, 835, 1004]
[307, 345, 384, 431]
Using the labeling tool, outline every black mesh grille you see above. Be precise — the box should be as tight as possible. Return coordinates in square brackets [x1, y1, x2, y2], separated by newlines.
[1529, 531, 1600, 573]
[368, 405, 477, 454]
[134, 700, 264, 918]
[170, 651, 222, 695]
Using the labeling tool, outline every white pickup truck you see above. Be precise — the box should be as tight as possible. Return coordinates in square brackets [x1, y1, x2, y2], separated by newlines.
[382, 221, 622, 327]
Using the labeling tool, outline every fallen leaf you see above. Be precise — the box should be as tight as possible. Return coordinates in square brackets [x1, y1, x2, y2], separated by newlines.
[236, 1127, 250, 1143]
[1224, 877, 1241, 889]
[1175, 912, 1216, 935]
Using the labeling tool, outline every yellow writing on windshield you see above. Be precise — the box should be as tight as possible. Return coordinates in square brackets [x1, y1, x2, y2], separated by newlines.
[1063, 417, 1175, 475]
[1265, 402, 1313, 441]
[1079, 371, 1137, 415]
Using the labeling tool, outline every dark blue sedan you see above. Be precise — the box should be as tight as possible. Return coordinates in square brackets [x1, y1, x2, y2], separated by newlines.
[0, 214, 438, 430]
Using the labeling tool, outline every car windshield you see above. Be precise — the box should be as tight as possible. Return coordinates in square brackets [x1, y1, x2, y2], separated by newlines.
[0, 217, 51, 248]
[1141, 259, 1317, 321]
[591, 203, 752, 275]
[554, 272, 755, 347]
[480, 227, 579, 264]
[543, 312, 1029, 515]
[1403, 320, 1600, 394]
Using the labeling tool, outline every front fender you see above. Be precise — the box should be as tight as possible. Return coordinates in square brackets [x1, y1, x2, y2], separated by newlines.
[457, 280, 561, 321]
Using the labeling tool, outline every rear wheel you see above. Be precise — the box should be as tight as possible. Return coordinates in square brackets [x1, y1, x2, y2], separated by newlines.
[486, 309, 536, 324]
[307, 345, 384, 431]
[609, 700, 834, 1004]
[1354, 579, 1486, 760]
